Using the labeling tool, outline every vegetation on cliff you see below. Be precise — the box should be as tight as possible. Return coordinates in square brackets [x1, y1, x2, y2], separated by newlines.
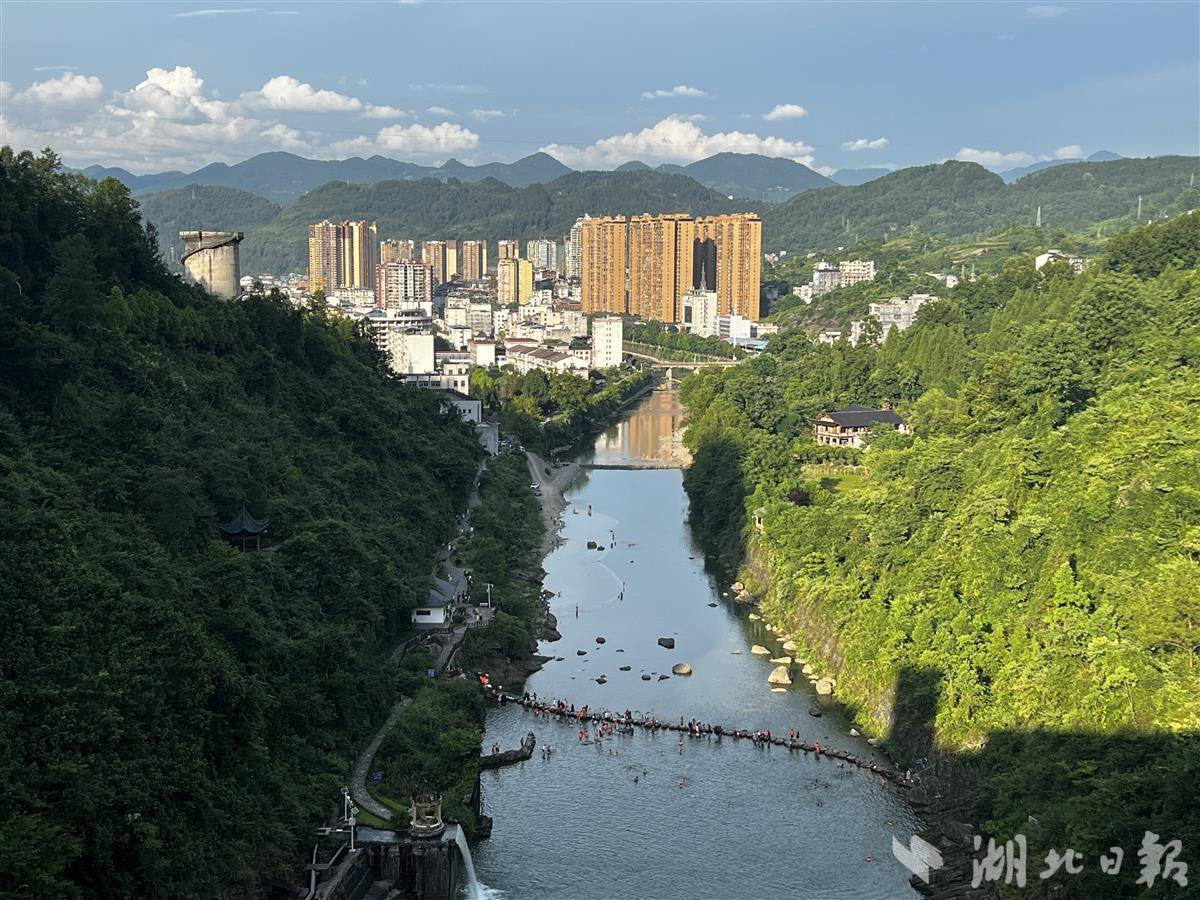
[681, 211, 1200, 896]
[0, 148, 482, 897]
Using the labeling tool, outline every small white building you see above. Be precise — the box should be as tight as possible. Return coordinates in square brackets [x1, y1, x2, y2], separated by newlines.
[469, 339, 496, 368]
[590, 316, 624, 369]
[681, 288, 719, 337]
[1035, 250, 1086, 273]
[506, 344, 590, 376]
[442, 390, 482, 424]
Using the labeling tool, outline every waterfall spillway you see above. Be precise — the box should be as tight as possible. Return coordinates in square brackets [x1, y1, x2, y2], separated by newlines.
[450, 825, 487, 900]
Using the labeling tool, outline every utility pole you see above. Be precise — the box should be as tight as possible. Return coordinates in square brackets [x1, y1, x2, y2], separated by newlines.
[1137, 195, 1143, 220]
[1035, 205, 1042, 228]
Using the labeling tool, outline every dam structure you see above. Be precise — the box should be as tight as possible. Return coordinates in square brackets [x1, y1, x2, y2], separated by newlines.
[179, 230, 243, 299]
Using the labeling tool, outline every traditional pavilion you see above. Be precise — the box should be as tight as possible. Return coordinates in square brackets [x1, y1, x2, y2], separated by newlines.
[219, 507, 270, 551]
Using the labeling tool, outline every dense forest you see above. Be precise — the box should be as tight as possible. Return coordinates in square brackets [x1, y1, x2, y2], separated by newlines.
[760, 156, 1199, 251]
[681, 212, 1200, 897]
[0, 148, 483, 897]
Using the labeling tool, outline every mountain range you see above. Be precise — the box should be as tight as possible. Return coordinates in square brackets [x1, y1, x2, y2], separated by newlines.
[998, 150, 1122, 183]
[86, 150, 834, 204]
[130, 154, 1198, 276]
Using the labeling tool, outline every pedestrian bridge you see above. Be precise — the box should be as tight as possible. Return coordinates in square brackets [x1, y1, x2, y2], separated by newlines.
[622, 340, 742, 369]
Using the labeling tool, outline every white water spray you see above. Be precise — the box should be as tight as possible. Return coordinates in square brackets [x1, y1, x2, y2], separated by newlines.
[450, 825, 501, 899]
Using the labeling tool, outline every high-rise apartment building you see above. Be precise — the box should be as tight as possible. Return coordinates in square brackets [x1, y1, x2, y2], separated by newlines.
[422, 240, 448, 284]
[581, 216, 628, 315]
[497, 239, 521, 262]
[459, 240, 487, 281]
[338, 220, 377, 290]
[308, 220, 339, 294]
[628, 213, 695, 323]
[444, 239, 458, 280]
[376, 261, 434, 309]
[695, 213, 762, 320]
[308, 219, 377, 294]
[497, 258, 534, 305]
[380, 238, 416, 265]
[526, 238, 558, 271]
[567, 217, 585, 280]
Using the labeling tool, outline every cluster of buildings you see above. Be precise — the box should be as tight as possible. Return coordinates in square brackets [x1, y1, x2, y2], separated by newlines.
[577, 212, 763, 326]
[1035, 249, 1086, 273]
[792, 258, 877, 304]
[817, 292, 940, 346]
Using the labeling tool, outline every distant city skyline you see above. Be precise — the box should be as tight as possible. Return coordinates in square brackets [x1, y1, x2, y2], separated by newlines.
[1, 1, 1196, 175]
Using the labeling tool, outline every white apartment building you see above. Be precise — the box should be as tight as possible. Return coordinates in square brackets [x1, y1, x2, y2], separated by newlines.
[792, 284, 814, 304]
[867, 293, 937, 340]
[838, 259, 876, 287]
[469, 339, 496, 368]
[376, 261, 434, 309]
[387, 329, 435, 375]
[561, 309, 587, 337]
[567, 217, 585, 279]
[466, 302, 494, 337]
[681, 288, 719, 337]
[358, 308, 434, 354]
[444, 299, 468, 329]
[590, 315, 624, 369]
[811, 262, 840, 296]
[526, 239, 558, 271]
[446, 324, 473, 349]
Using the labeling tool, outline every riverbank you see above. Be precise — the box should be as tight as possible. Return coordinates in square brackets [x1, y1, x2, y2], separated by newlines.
[524, 449, 579, 559]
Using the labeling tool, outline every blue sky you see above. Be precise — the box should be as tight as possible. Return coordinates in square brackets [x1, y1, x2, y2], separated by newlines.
[1, 0, 1196, 174]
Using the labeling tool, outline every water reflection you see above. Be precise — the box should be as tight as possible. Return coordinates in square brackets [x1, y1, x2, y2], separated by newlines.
[473, 391, 919, 899]
[588, 389, 690, 468]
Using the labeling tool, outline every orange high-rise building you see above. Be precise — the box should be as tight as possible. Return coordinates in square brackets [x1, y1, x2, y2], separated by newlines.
[628, 213, 695, 323]
[581, 216, 628, 315]
[695, 213, 762, 320]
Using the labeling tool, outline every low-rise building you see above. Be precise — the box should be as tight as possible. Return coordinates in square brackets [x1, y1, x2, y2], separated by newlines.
[812, 405, 907, 449]
[811, 262, 840, 296]
[505, 344, 590, 376]
[441, 389, 482, 424]
[681, 287, 719, 337]
[838, 259, 876, 287]
[1035, 249, 1086, 273]
[469, 339, 496, 368]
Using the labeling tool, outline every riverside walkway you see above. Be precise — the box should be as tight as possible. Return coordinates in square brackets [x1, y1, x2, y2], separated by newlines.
[489, 689, 913, 787]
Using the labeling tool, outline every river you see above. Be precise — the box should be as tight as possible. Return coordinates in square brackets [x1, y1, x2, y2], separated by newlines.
[473, 389, 921, 899]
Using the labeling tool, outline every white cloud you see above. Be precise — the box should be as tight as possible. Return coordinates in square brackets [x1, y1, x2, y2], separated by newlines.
[1026, 4, 1068, 18]
[1054, 144, 1083, 159]
[265, 9, 300, 14]
[362, 105, 406, 120]
[409, 83, 487, 94]
[333, 121, 480, 157]
[540, 115, 815, 168]
[120, 66, 227, 121]
[470, 108, 505, 121]
[641, 84, 708, 100]
[816, 165, 838, 177]
[32, 65, 77, 72]
[763, 103, 808, 121]
[0, 82, 11, 103]
[427, 105, 455, 116]
[954, 147, 1037, 169]
[842, 137, 889, 151]
[176, 7, 258, 17]
[242, 75, 363, 113]
[11, 72, 105, 108]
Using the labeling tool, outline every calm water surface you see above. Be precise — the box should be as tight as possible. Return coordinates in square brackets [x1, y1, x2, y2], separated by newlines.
[473, 391, 920, 899]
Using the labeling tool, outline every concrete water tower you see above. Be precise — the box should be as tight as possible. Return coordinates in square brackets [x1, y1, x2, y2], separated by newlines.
[179, 230, 244, 299]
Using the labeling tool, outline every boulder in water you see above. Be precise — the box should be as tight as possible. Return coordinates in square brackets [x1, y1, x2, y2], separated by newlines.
[867, 737, 879, 747]
[801, 663, 815, 676]
[849, 728, 860, 737]
[771, 687, 787, 693]
[782, 640, 797, 652]
[748, 612, 760, 621]
[657, 637, 675, 650]
[586, 541, 597, 549]
[707, 602, 718, 608]
[619, 665, 632, 672]
[815, 678, 835, 696]
[577, 650, 587, 656]
[641, 674, 652, 681]
[672, 663, 693, 676]
[731, 581, 744, 592]
[595, 676, 607, 685]
[730, 649, 742, 655]
[658, 674, 670, 681]
[595, 636, 606, 644]
[769, 656, 792, 665]
[767, 666, 792, 686]
[750, 644, 770, 655]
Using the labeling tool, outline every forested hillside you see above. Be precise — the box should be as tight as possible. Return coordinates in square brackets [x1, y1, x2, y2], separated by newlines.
[237, 169, 742, 274]
[761, 155, 1199, 251]
[681, 212, 1200, 897]
[0, 148, 482, 897]
[137, 184, 282, 272]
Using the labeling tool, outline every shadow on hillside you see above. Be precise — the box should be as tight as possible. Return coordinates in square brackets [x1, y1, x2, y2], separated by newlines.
[886, 666, 1199, 899]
